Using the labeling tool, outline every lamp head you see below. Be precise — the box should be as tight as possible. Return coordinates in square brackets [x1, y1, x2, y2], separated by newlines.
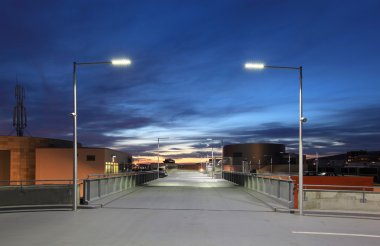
[111, 59, 132, 66]
[244, 63, 265, 69]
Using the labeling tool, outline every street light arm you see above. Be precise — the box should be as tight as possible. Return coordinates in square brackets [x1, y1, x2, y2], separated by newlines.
[244, 63, 301, 71]
[75, 61, 112, 65]
[75, 59, 132, 66]
[264, 65, 301, 70]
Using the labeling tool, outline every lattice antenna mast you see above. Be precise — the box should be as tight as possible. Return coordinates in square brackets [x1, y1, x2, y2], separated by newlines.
[13, 84, 27, 136]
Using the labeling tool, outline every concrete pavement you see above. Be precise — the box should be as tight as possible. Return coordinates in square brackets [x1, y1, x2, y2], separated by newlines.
[0, 169, 379, 246]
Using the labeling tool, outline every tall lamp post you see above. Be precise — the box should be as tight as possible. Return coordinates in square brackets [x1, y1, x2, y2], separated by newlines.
[206, 138, 223, 179]
[244, 62, 306, 215]
[264, 155, 273, 174]
[288, 153, 291, 178]
[281, 151, 292, 178]
[72, 59, 131, 211]
[157, 137, 169, 179]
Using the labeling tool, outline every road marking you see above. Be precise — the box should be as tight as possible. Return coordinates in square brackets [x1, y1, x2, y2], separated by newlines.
[292, 231, 380, 238]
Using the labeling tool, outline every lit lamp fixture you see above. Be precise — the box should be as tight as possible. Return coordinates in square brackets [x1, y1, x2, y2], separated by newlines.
[72, 58, 131, 211]
[111, 59, 132, 66]
[244, 63, 264, 69]
[244, 61, 306, 215]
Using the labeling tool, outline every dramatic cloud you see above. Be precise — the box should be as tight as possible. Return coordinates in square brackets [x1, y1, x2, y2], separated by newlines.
[1, 0, 379, 162]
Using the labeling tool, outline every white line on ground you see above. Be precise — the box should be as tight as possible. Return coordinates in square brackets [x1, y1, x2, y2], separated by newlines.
[292, 231, 380, 238]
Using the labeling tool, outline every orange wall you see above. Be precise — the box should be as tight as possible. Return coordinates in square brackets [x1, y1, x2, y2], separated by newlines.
[0, 136, 73, 181]
[35, 148, 105, 182]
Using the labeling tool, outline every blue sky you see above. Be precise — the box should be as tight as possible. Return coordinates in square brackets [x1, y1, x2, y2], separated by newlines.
[0, 0, 379, 162]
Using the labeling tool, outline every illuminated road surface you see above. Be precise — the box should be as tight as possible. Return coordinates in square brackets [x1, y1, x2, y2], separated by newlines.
[0, 170, 379, 246]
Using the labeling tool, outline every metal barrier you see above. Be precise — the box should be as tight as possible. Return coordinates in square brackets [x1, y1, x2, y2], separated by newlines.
[223, 171, 294, 208]
[83, 171, 157, 203]
[303, 185, 380, 211]
[0, 183, 77, 206]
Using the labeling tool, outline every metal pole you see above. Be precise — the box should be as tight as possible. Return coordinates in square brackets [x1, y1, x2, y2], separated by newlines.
[316, 152, 319, 174]
[258, 159, 261, 171]
[221, 139, 224, 179]
[72, 62, 78, 211]
[211, 146, 214, 179]
[288, 153, 291, 178]
[157, 138, 160, 179]
[270, 156, 273, 174]
[299, 66, 304, 215]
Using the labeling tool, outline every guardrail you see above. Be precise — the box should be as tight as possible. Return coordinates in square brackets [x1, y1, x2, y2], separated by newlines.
[0, 180, 77, 207]
[0, 179, 73, 185]
[303, 185, 380, 211]
[83, 171, 157, 203]
[223, 171, 294, 208]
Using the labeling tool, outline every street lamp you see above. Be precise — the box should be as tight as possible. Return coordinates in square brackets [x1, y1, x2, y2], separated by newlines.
[288, 153, 291, 178]
[72, 58, 131, 211]
[245, 62, 306, 215]
[206, 139, 214, 178]
[315, 152, 319, 174]
[264, 155, 273, 174]
[157, 137, 170, 179]
[280, 151, 292, 178]
[206, 138, 224, 179]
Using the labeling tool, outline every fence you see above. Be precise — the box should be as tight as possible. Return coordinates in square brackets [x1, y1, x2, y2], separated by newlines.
[0, 171, 158, 207]
[83, 171, 157, 203]
[303, 185, 380, 212]
[223, 171, 294, 208]
[0, 179, 76, 207]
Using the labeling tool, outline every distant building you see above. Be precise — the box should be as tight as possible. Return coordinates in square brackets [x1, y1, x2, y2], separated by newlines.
[0, 136, 73, 183]
[305, 151, 380, 183]
[223, 143, 303, 173]
[36, 147, 132, 183]
[347, 150, 380, 166]
[0, 136, 132, 185]
[306, 154, 346, 172]
[163, 158, 177, 169]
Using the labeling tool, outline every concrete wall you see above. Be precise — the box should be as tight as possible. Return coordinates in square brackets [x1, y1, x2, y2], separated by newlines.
[0, 185, 77, 206]
[304, 191, 380, 211]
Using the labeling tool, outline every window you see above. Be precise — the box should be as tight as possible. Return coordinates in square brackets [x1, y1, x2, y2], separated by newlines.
[105, 162, 119, 174]
[86, 155, 96, 161]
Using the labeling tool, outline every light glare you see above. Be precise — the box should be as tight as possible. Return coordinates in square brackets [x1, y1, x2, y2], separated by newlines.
[244, 63, 265, 69]
[111, 59, 132, 66]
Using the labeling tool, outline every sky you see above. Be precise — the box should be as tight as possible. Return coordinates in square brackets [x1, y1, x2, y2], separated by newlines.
[0, 0, 379, 163]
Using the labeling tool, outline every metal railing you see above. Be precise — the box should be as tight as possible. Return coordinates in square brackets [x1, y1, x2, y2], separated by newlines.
[0, 180, 77, 207]
[0, 179, 73, 186]
[302, 184, 380, 211]
[83, 171, 157, 203]
[0, 171, 158, 207]
[223, 171, 294, 208]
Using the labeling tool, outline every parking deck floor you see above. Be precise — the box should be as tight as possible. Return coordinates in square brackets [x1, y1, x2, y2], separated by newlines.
[0, 170, 379, 246]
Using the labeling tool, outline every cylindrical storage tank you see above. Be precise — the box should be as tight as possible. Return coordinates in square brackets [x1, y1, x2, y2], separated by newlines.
[223, 143, 285, 166]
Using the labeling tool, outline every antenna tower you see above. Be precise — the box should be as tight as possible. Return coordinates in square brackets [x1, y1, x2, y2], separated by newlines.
[13, 84, 27, 136]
